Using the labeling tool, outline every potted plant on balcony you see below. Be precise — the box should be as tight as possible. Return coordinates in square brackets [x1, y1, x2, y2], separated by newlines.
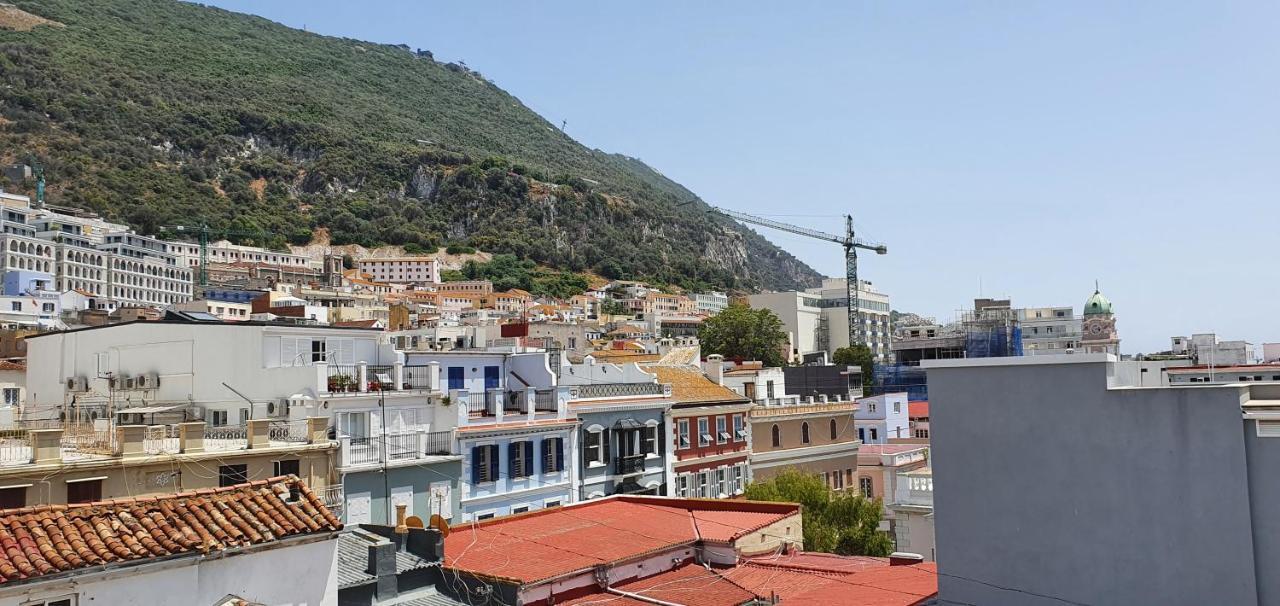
[328, 374, 354, 392]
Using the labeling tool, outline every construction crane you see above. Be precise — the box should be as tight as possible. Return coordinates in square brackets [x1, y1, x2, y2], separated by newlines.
[707, 206, 887, 351]
[158, 224, 273, 287]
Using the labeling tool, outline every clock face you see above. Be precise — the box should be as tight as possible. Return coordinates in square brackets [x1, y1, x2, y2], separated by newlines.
[1090, 324, 1103, 335]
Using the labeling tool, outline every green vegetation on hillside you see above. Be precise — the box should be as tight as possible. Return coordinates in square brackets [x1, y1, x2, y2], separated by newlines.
[0, 0, 822, 291]
[460, 254, 588, 299]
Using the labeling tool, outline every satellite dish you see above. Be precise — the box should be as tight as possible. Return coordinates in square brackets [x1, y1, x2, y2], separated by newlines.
[429, 514, 451, 538]
[406, 515, 425, 529]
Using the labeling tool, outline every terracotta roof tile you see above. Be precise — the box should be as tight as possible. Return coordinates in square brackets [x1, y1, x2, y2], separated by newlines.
[908, 401, 929, 419]
[0, 476, 339, 585]
[725, 557, 938, 605]
[612, 562, 762, 606]
[645, 366, 750, 405]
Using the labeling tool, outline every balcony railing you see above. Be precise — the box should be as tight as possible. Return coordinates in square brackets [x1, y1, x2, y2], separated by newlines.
[143, 425, 180, 455]
[204, 424, 249, 451]
[571, 383, 667, 399]
[61, 424, 116, 456]
[367, 365, 394, 391]
[268, 420, 309, 443]
[326, 364, 361, 392]
[402, 365, 434, 390]
[503, 391, 525, 413]
[614, 454, 645, 476]
[534, 389, 558, 412]
[0, 430, 31, 466]
[339, 429, 456, 468]
[319, 484, 344, 521]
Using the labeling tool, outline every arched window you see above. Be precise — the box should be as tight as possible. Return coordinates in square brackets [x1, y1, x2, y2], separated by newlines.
[801, 422, 810, 444]
[771, 425, 780, 448]
[830, 419, 838, 440]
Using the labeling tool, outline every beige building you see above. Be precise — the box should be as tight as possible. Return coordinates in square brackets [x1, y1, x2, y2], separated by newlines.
[750, 400, 861, 489]
[0, 417, 335, 509]
[355, 256, 441, 284]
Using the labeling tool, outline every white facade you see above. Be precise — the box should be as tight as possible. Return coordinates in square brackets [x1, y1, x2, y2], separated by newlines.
[1018, 306, 1082, 355]
[0, 535, 338, 606]
[1183, 333, 1255, 366]
[889, 467, 935, 561]
[854, 392, 911, 443]
[165, 240, 314, 270]
[693, 291, 729, 315]
[356, 257, 441, 285]
[748, 278, 891, 362]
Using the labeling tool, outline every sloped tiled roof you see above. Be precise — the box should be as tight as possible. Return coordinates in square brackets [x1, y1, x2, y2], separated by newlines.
[645, 366, 750, 405]
[443, 496, 798, 584]
[0, 476, 340, 585]
[908, 401, 929, 419]
[727, 556, 938, 606]
[611, 562, 762, 606]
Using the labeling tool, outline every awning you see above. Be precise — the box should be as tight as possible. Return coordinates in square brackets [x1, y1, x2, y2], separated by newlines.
[614, 418, 643, 430]
[115, 404, 186, 415]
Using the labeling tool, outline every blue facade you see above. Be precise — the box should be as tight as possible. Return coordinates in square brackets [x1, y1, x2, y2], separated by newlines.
[576, 404, 670, 500]
[2, 270, 53, 295]
[458, 423, 576, 520]
[342, 459, 463, 525]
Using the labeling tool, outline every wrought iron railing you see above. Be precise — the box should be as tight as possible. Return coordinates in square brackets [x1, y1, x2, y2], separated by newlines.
[503, 391, 525, 413]
[402, 365, 434, 390]
[467, 393, 488, 416]
[319, 485, 344, 521]
[325, 364, 360, 392]
[424, 430, 454, 455]
[268, 420, 309, 443]
[534, 389, 558, 412]
[143, 425, 180, 454]
[367, 365, 394, 391]
[614, 454, 646, 476]
[204, 424, 249, 451]
[570, 383, 666, 399]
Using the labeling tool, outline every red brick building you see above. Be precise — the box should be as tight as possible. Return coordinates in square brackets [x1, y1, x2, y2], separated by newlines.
[647, 363, 753, 498]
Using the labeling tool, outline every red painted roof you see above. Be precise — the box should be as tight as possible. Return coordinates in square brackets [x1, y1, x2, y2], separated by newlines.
[726, 556, 938, 606]
[908, 401, 929, 419]
[612, 562, 762, 606]
[443, 496, 799, 584]
[859, 444, 929, 456]
[0, 476, 340, 585]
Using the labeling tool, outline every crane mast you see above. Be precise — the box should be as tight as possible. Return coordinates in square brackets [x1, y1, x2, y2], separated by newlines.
[709, 206, 887, 354]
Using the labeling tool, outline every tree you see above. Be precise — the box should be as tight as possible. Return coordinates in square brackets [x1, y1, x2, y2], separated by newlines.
[699, 303, 788, 367]
[745, 469, 893, 557]
[440, 269, 465, 282]
[601, 299, 630, 316]
[834, 344, 876, 396]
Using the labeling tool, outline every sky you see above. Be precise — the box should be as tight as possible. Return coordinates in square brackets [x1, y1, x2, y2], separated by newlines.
[207, 1, 1279, 355]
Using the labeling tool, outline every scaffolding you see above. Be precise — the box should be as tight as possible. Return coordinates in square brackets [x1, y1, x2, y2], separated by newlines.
[872, 365, 929, 401]
[959, 305, 1023, 359]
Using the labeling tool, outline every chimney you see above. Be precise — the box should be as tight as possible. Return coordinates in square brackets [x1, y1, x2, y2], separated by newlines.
[704, 354, 724, 385]
[367, 540, 399, 600]
[889, 552, 925, 566]
[394, 503, 409, 536]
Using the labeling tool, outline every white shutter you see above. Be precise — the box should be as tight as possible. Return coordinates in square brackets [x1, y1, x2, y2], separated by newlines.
[263, 336, 281, 368]
[280, 337, 298, 368]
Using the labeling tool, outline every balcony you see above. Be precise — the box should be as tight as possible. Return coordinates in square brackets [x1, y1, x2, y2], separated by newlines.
[337, 429, 457, 469]
[319, 484, 344, 521]
[322, 361, 440, 396]
[569, 383, 668, 399]
[613, 454, 646, 476]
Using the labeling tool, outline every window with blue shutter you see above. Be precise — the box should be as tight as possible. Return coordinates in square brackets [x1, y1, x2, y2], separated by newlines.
[524, 441, 534, 476]
[487, 445, 499, 483]
[484, 366, 500, 390]
[448, 367, 464, 390]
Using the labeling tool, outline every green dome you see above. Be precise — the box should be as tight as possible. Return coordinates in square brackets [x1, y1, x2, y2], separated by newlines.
[1084, 289, 1112, 316]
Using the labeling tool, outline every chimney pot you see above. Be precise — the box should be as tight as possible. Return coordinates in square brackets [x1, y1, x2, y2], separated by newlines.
[394, 503, 408, 535]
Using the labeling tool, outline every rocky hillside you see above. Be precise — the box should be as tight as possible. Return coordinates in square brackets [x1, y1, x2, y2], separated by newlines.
[0, 0, 822, 292]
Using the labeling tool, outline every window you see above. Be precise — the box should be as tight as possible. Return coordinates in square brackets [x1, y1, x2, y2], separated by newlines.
[801, 422, 810, 444]
[642, 425, 657, 456]
[63, 478, 102, 504]
[472, 445, 498, 483]
[915, 428, 930, 439]
[716, 416, 730, 444]
[273, 459, 300, 477]
[733, 414, 746, 441]
[584, 429, 604, 465]
[509, 441, 534, 478]
[698, 418, 711, 447]
[1, 388, 18, 407]
[484, 366, 500, 390]
[676, 475, 690, 498]
[766, 380, 775, 399]
[869, 428, 878, 441]
[868, 402, 876, 413]
[830, 419, 838, 440]
[545, 499, 562, 508]
[771, 424, 781, 447]
[310, 338, 327, 363]
[858, 427, 865, 442]
[677, 419, 690, 448]
[41, 303, 53, 313]
[210, 410, 228, 427]
[542, 437, 563, 472]
[733, 465, 744, 494]
[447, 367, 464, 390]
[859, 477, 874, 498]
[219, 465, 248, 487]
[20, 596, 75, 606]
[475, 512, 495, 521]
[9, 302, 18, 311]
[893, 401, 901, 413]
[0, 486, 25, 509]
[716, 468, 727, 497]
[512, 505, 529, 514]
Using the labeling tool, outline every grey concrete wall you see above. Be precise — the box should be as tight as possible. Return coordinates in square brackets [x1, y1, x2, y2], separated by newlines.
[925, 357, 1259, 606]
[1245, 420, 1280, 605]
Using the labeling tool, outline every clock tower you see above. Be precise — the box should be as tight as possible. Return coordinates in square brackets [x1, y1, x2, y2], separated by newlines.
[1080, 284, 1119, 355]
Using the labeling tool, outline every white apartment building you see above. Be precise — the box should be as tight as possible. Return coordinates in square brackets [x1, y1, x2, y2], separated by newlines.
[855, 392, 911, 443]
[1173, 333, 1256, 366]
[356, 256, 441, 284]
[165, 239, 313, 270]
[748, 278, 891, 362]
[693, 291, 729, 315]
[1018, 306, 1082, 355]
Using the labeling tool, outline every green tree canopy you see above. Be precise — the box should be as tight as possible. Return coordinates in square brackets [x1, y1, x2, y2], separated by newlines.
[745, 469, 893, 557]
[698, 303, 788, 366]
[833, 344, 876, 396]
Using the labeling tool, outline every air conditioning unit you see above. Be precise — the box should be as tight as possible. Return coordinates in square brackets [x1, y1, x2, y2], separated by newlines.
[65, 377, 88, 392]
[123, 377, 137, 390]
[136, 373, 160, 390]
[266, 398, 290, 418]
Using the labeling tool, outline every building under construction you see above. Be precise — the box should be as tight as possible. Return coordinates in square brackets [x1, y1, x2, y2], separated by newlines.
[874, 298, 1023, 400]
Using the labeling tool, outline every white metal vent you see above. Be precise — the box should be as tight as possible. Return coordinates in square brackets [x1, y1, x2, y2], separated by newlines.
[1257, 420, 1280, 438]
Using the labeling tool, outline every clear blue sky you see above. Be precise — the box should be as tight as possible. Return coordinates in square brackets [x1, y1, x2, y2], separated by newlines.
[208, 1, 1278, 355]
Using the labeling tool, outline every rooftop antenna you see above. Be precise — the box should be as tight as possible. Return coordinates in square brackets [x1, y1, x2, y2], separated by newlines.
[560, 119, 567, 132]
